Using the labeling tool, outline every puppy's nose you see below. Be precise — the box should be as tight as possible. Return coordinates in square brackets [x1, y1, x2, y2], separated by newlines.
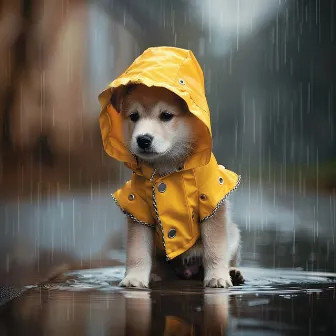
[137, 134, 153, 150]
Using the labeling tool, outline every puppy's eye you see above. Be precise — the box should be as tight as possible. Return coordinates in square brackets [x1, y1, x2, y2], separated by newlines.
[129, 112, 140, 122]
[160, 111, 174, 122]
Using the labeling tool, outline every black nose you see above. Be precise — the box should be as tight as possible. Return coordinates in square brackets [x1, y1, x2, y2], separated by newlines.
[137, 134, 153, 150]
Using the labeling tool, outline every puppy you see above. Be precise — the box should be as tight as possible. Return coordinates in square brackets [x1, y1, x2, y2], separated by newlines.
[112, 84, 243, 288]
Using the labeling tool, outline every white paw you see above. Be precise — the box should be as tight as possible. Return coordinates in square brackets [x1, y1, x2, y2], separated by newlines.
[119, 273, 149, 288]
[204, 272, 233, 288]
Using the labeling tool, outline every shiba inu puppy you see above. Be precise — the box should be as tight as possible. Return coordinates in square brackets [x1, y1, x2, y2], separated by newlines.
[99, 47, 244, 288]
[108, 85, 243, 287]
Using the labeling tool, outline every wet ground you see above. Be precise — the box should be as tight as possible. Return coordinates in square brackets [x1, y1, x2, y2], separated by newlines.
[0, 267, 335, 335]
[0, 182, 336, 335]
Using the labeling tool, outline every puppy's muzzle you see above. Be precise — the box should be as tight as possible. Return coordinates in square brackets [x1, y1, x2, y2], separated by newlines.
[137, 134, 153, 150]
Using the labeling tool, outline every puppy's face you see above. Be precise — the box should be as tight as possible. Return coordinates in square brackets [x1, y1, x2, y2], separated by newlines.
[112, 84, 197, 164]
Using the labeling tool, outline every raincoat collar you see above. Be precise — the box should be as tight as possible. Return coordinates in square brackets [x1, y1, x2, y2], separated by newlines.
[129, 163, 179, 181]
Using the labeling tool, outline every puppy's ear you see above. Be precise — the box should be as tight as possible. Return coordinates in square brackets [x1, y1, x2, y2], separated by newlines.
[110, 87, 123, 112]
[176, 95, 190, 114]
[110, 84, 136, 113]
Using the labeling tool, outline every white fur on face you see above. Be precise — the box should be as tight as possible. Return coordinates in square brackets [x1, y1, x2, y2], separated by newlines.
[122, 101, 194, 163]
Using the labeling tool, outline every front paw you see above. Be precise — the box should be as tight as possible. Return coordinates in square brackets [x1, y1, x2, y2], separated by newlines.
[119, 275, 149, 288]
[204, 272, 233, 288]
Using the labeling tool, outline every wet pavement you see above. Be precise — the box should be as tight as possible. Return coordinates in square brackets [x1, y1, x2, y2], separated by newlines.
[0, 267, 335, 335]
[0, 182, 336, 335]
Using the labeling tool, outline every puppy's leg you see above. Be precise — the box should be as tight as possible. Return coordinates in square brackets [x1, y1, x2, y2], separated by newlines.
[228, 223, 245, 285]
[228, 222, 241, 267]
[201, 203, 232, 288]
[119, 219, 154, 288]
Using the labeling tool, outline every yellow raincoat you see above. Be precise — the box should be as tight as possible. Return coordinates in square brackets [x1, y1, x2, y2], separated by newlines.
[98, 47, 241, 260]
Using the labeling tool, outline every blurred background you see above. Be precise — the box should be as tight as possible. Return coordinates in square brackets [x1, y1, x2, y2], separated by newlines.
[0, 0, 335, 287]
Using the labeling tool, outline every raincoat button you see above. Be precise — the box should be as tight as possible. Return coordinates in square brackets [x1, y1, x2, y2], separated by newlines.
[219, 177, 224, 185]
[128, 194, 135, 201]
[168, 228, 176, 239]
[178, 79, 185, 85]
[200, 194, 207, 200]
[158, 182, 166, 193]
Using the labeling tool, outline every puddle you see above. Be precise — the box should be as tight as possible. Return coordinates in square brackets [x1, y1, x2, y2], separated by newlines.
[1, 266, 335, 336]
[40, 266, 336, 295]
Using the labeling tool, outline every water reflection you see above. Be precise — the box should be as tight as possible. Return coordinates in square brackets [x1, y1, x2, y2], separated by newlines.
[1, 272, 335, 336]
[0, 286, 230, 335]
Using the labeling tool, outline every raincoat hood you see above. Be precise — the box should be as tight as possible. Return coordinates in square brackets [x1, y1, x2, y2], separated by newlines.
[98, 46, 212, 174]
[98, 47, 241, 260]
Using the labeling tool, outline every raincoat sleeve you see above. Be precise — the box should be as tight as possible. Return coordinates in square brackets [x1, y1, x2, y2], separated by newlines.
[198, 165, 241, 222]
[111, 180, 155, 228]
